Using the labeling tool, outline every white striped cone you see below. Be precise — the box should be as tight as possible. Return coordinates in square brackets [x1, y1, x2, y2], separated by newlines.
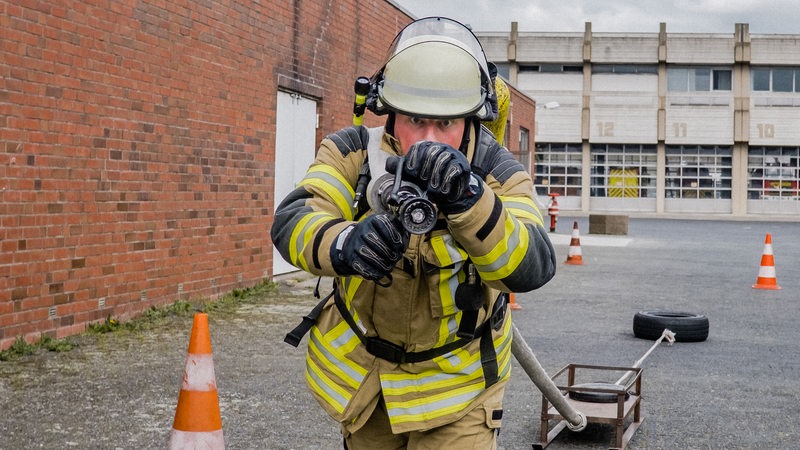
[169, 313, 225, 449]
[565, 221, 584, 265]
[752, 233, 780, 290]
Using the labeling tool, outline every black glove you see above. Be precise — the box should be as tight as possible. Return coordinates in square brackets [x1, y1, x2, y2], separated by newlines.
[387, 141, 483, 215]
[331, 214, 409, 284]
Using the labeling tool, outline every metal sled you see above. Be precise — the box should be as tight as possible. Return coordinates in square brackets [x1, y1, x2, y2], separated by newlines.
[532, 364, 644, 450]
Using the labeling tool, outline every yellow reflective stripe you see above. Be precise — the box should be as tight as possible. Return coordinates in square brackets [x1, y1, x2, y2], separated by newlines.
[381, 364, 482, 396]
[430, 234, 468, 265]
[309, 325, 366, 387]
[434, 346, 471, 372]
[340, 277, 364, 324]
[437, 314, 460, 347]
[381, 346, 483, 393]
[472, 215, 530, 280]
[429, 235, 464, 318]
[501, 195, 544, 226]
[385, 382, 485, 424]
[342, 276, 363, 298]
[327, 320, 362, 355]
[305, 354, 350, 414]
[289, 212, 331, 271]
[383, 316, 514, 425]
[298, 166, 355, 221]
[494, 316, 513, 379]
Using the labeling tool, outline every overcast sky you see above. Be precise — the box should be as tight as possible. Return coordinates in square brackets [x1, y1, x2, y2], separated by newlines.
[392, 0, 800, 34]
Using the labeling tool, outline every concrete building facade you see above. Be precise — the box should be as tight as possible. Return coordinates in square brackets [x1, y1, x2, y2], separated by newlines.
[478, 23, 800, 217]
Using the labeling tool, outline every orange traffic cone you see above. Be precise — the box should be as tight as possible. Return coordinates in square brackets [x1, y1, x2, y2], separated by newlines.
[565, 221, 584, 265]
[169, 313, 225, 449]
[752, 233, 781, 290]
[509, 292, 522, 310]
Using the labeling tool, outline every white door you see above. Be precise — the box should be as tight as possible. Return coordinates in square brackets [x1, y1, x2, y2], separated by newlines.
[273, 91, 317, 276]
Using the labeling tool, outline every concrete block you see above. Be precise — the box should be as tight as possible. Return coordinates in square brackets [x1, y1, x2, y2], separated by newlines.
[589, 214, 629, 235]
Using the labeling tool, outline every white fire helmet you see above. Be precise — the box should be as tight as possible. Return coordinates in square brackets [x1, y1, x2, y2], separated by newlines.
[368, 17, 497, 121]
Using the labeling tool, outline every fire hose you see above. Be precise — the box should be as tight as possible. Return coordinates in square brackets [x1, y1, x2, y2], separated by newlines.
[615, 328, 675, 386]
[511, 324, 588, 432]
[511, 324, 675, 433]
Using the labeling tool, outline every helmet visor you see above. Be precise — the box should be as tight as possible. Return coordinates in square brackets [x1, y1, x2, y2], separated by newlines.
[374, 17, 494, 119]
[385, 17, 491, 80]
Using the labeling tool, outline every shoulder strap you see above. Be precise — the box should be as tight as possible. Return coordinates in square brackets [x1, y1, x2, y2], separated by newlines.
[366, 126, 387, 177]
[284, 290, 333, 347]
[352, 126, 384, 219]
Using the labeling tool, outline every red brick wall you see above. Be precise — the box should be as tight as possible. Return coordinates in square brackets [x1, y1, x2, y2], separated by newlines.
[0, 0, 412, 348]
[506, 81, 537, 173]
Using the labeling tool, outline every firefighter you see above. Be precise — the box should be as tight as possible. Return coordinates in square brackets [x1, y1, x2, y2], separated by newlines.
[271, 17, 556, 449]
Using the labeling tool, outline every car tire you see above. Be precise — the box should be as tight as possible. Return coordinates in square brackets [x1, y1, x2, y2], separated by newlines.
[567, 382, 630, 403]
[633, 310, 709, 342]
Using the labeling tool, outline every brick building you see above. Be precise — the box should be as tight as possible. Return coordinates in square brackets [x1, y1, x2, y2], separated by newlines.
[0, 1, 536, 349]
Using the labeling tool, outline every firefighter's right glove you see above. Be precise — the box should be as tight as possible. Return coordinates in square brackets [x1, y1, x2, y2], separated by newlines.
[331, 214, 409, 284]
[387, 141, 484, 215]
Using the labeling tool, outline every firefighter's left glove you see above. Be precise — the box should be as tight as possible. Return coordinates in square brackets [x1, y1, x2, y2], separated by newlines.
[387, 141, 484, 215]
[331, 214, 410, 284]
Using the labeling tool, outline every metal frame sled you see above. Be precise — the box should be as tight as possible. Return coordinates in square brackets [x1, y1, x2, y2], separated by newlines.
[533, 364, 644, 450]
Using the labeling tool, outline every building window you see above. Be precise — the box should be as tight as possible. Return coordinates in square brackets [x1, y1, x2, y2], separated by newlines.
[666, 145, 732, 199]
[590, 144, 656, 198]
[493, 62, 511, 80]
[667, 67, 732, 91]
[519, 127, 531, 173]
[519, 64, 540, 72]
[752, 69, 771, 91]
[772, 68, 794, 92]
[751, 67, 800, 92]
[747, 147, 799, 199]
[534, 143, 582, 197]
[713, 69, 732, 90]
[593, 64, 657, 74]
[519, 64, 583, 73]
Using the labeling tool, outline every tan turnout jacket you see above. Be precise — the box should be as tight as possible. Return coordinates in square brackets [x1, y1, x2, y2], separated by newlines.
[271, 124, 556, 434]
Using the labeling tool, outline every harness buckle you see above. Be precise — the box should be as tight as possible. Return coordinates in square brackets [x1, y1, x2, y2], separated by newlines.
[490, 293, 508, 331]
[365, 337, 407, 364]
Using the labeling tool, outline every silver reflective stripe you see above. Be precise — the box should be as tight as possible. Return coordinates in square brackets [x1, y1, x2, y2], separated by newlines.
[504, 198, 539, 216]
[381, 359, 482, 391]
[474, 219, 522, 274]
[304, 170, 355, 217]
[443, 315, 459, 344]
[306, 358, 349, 409]
[329, 326, 359, 351]
[292, 213, 328, 266]
[386, 387, 480, 419]
[310, 330, 363, 385]
[439, 234, 464, 265]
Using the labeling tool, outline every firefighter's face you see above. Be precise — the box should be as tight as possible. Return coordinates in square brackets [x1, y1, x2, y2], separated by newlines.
[393, 114, 465, 153]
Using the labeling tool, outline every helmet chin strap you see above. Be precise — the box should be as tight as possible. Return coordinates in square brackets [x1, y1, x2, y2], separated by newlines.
[459, 117, 479, 154]
[384, 112, 396, 136]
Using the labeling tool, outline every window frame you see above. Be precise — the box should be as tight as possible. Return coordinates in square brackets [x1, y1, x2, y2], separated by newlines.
[667, 66, 733, 92]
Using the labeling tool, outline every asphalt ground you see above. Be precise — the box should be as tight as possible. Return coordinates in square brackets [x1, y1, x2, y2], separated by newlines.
[1, 217, 799, 449]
